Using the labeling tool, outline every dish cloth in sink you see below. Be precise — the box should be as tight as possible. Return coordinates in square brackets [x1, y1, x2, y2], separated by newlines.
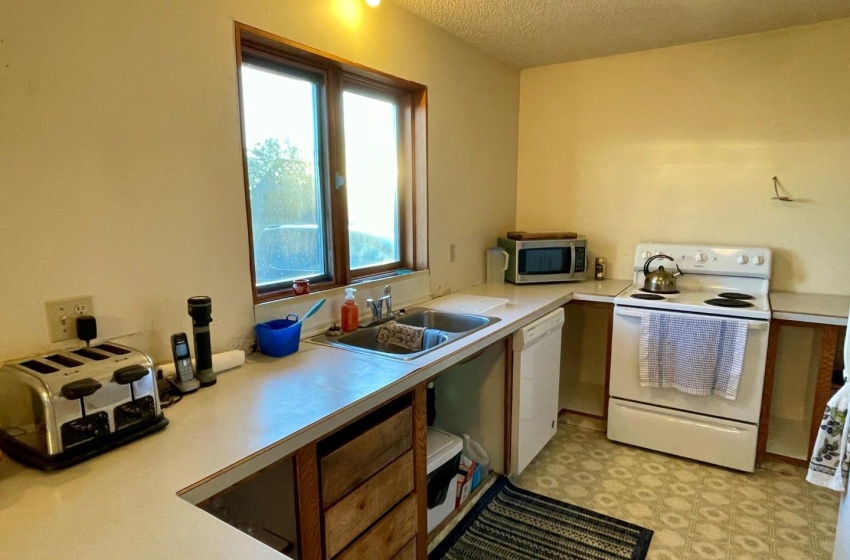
[376, 321, 426, 350]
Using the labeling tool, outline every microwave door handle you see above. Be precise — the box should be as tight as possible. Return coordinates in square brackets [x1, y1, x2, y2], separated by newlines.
[569, 242, 576, 277]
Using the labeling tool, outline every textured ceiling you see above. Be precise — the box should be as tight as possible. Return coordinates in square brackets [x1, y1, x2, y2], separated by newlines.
[390, 0, 850, 68]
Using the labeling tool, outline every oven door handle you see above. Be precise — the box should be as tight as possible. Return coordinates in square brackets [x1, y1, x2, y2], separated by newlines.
[614, 307, 769, 330]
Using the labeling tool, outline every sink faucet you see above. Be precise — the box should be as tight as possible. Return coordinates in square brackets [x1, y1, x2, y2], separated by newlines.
[366, 285, 393, 321]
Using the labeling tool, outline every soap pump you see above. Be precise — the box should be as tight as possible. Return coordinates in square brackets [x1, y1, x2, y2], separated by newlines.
[341, 288, 359, 332]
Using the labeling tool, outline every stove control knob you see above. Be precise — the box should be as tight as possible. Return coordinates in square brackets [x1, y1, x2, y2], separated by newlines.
[737, 254, 749, 264]
[641, 251, 652, 259]
[693, 252, 707, 263]
[752, 255, 765, 265]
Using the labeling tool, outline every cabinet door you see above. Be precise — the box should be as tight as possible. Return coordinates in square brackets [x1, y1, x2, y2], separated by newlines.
[321, 406, 413, 505]
[324, 452, 414, 558]
[389, 540, 417, 560]
[334, 495, 418, 560]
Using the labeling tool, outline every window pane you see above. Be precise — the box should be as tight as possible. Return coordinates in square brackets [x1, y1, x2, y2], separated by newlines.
[241, 63, 326, 288]
[343, 91, 400, 270]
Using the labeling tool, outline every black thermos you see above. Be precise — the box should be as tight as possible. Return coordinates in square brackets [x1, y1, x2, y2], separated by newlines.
[188, 296, 215, 386]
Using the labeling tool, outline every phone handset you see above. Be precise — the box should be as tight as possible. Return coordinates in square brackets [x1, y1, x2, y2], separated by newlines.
[170, 332, 200, 393]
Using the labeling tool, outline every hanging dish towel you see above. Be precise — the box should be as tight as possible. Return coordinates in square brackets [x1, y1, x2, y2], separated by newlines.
[807, 382, 850, 491]
[639, 312, 749, 399]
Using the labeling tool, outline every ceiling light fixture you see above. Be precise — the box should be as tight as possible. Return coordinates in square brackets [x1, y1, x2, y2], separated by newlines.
[365, 0, 380, 7]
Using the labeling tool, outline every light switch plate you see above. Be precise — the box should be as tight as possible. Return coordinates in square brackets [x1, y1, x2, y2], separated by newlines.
[45, 295, 94, 342]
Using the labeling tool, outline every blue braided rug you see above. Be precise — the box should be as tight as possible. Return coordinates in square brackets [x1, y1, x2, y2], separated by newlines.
[430, 477, 653, 560]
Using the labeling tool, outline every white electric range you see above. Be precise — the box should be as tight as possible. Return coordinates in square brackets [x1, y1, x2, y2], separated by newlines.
[608, 243, 773, 472]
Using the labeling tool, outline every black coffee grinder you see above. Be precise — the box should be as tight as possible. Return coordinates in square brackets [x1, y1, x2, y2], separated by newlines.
[187, 296, 215, 387]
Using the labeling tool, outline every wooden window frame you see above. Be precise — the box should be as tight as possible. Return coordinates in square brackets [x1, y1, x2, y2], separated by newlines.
[235, 23, 428, 304]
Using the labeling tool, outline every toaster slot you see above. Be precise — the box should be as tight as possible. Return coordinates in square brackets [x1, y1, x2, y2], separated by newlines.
[19, 360, 59, 374]
[71, 348, 108, 361]
[44, 354, 85, 368]
[94, 343, 131, 355]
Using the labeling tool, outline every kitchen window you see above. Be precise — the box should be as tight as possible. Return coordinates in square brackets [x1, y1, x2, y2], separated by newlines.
[236, 24, 428, 303]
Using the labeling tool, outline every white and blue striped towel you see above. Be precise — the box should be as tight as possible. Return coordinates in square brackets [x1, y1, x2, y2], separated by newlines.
[639, 312, 749, 400]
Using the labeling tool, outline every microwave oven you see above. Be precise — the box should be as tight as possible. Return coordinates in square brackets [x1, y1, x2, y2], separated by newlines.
[497, 236, 587, 283]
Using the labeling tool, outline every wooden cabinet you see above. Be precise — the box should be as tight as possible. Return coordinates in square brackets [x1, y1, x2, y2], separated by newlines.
[295, 391, 427, 560]
[560, 301, 613, 420]
[320, 406, 413, 506]
[757, 292, 850, 467]
[324, 452, 414, 556]
[334, 494, 418, 560]
[757, 319, 846, 466]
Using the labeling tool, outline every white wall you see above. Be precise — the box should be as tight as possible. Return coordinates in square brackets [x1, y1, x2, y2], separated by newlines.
[516, 19, 850, 294]
[837, 490, 850, 560]
[0, 0, 519, 362]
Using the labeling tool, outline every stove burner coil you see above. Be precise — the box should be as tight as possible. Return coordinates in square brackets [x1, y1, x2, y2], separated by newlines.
[705, 298, 754, 308]
[718, 292, 755, 300]
[639, 288, 679, 295]
[631, 293, 666, 300]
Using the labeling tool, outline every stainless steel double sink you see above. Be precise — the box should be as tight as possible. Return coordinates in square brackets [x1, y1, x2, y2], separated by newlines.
[308, 307, 500, 360]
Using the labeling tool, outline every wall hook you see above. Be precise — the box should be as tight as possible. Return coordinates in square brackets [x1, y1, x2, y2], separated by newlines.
[771, 176, 794, 202]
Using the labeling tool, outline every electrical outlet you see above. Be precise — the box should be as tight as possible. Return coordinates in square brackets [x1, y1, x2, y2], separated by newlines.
[45, 295, 94, 342]
[449, 243, 456, 263]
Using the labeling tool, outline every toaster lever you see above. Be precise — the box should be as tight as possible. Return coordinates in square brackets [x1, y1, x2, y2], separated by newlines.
[61, 378, 103, 418]
[113, 364, 148, 385]
[114, 364, 149, 402]
[61, 378, 102, 400]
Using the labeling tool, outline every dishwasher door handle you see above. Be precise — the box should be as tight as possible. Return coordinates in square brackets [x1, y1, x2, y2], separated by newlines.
[614, 307, 769, 330]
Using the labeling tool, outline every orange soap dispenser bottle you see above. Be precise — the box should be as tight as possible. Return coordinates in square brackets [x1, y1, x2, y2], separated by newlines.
[341, 288, 359, 332]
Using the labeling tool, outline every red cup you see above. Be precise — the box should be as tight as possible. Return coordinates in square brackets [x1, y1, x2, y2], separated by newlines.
[293, 279, 310, 295]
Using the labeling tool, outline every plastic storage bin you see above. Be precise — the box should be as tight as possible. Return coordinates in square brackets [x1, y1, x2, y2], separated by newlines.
[255, 314, 302, 357]
[426, 428, 463, 533]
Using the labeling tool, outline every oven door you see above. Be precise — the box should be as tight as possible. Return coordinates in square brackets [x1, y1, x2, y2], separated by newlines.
[609, 305, 769, 423]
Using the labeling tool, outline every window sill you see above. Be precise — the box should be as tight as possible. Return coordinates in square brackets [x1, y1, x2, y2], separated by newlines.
[254, 270, 431, 340]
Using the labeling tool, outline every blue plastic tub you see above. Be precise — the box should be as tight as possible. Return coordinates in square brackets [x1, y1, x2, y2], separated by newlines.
[255, 314, 302, 357]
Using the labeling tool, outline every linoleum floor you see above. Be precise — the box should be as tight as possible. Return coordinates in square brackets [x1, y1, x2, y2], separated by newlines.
[511, 421, 839, 560]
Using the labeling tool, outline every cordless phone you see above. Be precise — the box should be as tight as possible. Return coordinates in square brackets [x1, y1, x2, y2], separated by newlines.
[170, 332, 200, 393]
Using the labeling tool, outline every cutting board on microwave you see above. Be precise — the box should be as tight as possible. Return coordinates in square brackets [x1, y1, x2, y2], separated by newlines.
[506, 231, 577, 240]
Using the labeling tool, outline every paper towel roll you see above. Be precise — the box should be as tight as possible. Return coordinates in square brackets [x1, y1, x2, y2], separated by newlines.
[158, 349, 245, 378]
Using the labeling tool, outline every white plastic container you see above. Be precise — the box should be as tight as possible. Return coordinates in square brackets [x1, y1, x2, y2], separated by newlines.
[426, 428, 463, 533]
[486, 247, 509, 284]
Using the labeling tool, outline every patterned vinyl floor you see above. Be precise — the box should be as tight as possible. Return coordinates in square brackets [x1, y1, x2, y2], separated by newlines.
[511, 420, 840, 560]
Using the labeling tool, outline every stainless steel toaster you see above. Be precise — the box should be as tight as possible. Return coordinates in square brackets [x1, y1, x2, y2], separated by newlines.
[0, 342, 168, 470]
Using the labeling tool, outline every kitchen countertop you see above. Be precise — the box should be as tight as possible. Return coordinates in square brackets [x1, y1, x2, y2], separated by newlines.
[463, 278, 631, 303]
[0, 279, 628, 560]
[770, 292, 850, 326]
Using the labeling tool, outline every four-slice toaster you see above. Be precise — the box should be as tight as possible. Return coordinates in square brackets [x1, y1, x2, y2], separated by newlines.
[0, 343, 168, 470]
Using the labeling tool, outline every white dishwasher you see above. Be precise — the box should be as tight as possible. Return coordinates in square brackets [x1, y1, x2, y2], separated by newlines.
[510, 307, 565, 475]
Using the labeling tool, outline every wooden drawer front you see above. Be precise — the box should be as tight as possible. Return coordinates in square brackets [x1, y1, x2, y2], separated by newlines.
[334, 494, 418, 560]
[324, 451, 414, 558]
[389, 539, 416, 560]
[321, 406, 412, 505]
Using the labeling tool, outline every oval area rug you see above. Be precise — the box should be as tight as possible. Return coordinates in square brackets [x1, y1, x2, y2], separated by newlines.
[429, 476, 653, 560]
